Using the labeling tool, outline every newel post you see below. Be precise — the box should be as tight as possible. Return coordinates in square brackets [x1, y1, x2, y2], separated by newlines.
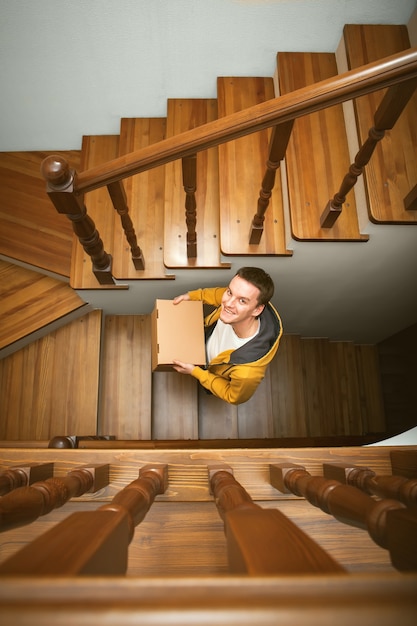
[41, 155, 115, 285]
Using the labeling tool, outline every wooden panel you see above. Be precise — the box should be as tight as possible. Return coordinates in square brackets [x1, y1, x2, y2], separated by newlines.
[114, 118, 175, 279]
[99, 315, 152, 439]
[151, 372, 199, 439]
[237, 369, 274, 438]
[278, 52, 367, 241]
[164, 99, 230, 269]
[329, 341, 363, 436]
[269, 335, 309, 438]
[301, 338, 337, 436]
[344, 24, 417, 224]
[70, 136, 127, 290]
[355, 344, 386, 433]
[198, 386, 239, 439]
[0, 311, 101, 440]
[0, 150, 80, 276]
[217, 77, 291, 256]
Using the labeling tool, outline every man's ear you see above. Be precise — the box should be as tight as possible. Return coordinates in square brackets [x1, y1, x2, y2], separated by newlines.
[253, 303, 265, 318]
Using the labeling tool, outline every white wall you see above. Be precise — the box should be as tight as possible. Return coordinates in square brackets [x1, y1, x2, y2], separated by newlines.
[1, 0, 416, 150]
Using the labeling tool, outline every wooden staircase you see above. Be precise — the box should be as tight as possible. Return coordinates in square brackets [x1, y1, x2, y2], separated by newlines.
[0, 24, 416, 442]
[0, 309, 386, 443]
[65, 23, 416, 289]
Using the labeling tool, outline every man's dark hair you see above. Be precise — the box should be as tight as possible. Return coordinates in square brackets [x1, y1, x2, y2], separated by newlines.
[235, 267, 274, 305]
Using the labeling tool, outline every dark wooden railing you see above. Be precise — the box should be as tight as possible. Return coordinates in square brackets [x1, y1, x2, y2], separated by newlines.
[0, 464, 167, 576]
[209, 464, 344, 574]
[0, 462, 53, 496]
[0, 464, 109, 532]
[323, 461, 417, 508]
[269, 462, 417, 571]
[41, 47, 417, 283]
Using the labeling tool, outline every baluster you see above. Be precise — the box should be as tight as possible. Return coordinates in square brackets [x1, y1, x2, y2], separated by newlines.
[0, 463, 54, 496]
[182, 154, 197, 258]
[0, 464, 167, 576]
[250, 121, 294, 244]
[321, 77, 417, 228]
[107, 180, 145, 269]
[40, 155, 115, 284]
[0, 464, 109, 532]
[209, 464, 344, 574]
[270, 463, 417, 571]
[323, 462, 417, 508]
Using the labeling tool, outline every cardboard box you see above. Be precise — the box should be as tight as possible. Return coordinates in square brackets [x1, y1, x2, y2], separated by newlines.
[151, 299, 206, 371]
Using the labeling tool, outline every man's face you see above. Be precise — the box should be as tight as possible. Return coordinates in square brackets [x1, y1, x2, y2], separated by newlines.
[220, 275, 265, 326]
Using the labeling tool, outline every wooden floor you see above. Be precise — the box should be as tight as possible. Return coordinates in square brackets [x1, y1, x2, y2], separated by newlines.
[0, 310, 386, 442]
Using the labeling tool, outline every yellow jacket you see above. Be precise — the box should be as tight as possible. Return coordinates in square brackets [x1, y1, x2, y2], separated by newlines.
[188, 287, 283, 404]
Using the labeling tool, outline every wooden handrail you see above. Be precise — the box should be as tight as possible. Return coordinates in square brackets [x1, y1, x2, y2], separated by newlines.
[73, 48, 417, 195]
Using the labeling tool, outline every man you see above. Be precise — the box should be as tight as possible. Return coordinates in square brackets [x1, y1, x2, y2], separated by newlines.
[172, 266, 283, 405]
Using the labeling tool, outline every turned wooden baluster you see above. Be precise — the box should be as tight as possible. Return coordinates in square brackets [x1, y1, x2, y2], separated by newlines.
[107, 180, 145, 269]
[321, 77, 417, 228]
[0, 464, 167, 576]
[0, 463, 54, 496]
[209, 464, 344, 574]
[323, 462, 417, 508]
[40, 155, 115, 284]
[182, 154, 197, 258]
[0, 464, 109, 531]
[250, 120, 294, 244]
[270, 463, 417, 571]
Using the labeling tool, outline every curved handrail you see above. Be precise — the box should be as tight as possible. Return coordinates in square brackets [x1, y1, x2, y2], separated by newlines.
[74, 47, 417, 194]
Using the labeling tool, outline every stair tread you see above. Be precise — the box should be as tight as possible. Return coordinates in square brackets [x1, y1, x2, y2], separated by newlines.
[70, 135, 129, 290]
[164, 99, 230, 269]
[278, 52, 367, 242]
[217, 77, 291, 256]
[99, 315, 152, 439]
[0, 151, 80, 277]
[0, 260, 87, 350]
[344, 24, 417, 224]
[116, 118, 175, 279]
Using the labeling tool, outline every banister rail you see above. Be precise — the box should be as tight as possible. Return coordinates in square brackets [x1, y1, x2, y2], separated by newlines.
[73, 48, 417, 195]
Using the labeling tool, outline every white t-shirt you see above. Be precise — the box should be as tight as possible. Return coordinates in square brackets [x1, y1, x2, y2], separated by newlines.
[206, 318, 260, 363]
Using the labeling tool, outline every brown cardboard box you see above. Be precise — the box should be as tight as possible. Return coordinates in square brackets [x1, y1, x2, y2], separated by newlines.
[151, 299, 206, 371]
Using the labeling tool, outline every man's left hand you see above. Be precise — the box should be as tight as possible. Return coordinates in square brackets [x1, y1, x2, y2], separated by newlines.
[172, 360, 195, 375]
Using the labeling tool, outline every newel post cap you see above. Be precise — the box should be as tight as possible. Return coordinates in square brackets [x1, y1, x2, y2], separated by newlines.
[41, 154, 73, 188]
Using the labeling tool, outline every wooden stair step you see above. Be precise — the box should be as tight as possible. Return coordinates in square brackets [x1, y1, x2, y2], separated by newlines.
[0, 310, 101, 440]
[277, 52, 367, 242]
[70, 135, 128, 290]
[0, 150, 81, 277]
[343, 24, 417, 224]
[0, 260, 88, 352]
[217, 77, 291, 256]
[99, 315, 152, 439]
[115, 118, 174, 280]
[164, 99, 230, 269]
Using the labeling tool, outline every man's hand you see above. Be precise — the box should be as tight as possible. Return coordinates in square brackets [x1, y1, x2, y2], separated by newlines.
[172, 360, 195, 375]
[172, 293, 191, 305]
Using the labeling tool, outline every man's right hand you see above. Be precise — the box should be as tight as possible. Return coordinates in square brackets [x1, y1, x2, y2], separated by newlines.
[172, 293, 191, 305]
